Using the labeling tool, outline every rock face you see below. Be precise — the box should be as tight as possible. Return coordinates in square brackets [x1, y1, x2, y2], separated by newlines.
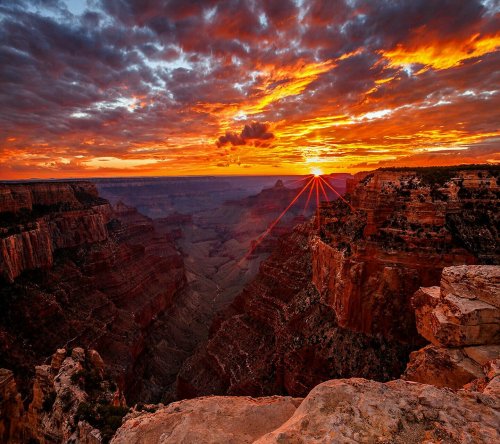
[0, 181, 101, 214]
[0, 183, 186, 403]
[178, 226, 413, 399]
[404, 265, 500, 389]
[0, 348, 127, 444]
[178, 167, 499, 399]
[313, 167, 499, 341]
[0, 182, 110, 283]
[112, 378, 500, 443]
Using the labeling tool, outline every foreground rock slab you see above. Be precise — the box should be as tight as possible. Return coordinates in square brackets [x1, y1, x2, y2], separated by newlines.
[111, 396, 301, 444]
[112, 378, 499, 443]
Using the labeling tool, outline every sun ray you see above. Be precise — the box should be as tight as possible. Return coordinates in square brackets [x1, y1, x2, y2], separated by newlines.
[303, 178, 315, 214]
[315, 178, 321, 229]
[318, 178, 330, 203]
[235, 176, 315, 268]
[319, 176, 355, 212]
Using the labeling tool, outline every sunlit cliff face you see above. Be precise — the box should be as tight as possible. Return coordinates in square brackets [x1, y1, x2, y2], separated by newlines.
[0, 0, 499, 179]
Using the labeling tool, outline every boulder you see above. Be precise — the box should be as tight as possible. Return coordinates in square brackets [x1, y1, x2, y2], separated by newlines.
[441, 265, 500, 308]
[403, 345, 484, 389]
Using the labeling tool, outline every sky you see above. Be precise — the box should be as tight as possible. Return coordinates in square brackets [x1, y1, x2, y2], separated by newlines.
[0, 0, 499, 179]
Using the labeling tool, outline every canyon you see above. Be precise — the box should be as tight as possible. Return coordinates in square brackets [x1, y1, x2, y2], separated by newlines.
[0, 177, 343, 404]
[0, 166, 499, 443]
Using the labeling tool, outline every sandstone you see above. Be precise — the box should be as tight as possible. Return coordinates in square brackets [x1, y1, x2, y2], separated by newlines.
[463, 345, 500, 366]
[441, 265, 500, 308]
[414, 266, 500, 347]
[258, 379, 500, 443]
[111, 396, 301, 444]
[403, 344, 484, 389]
[407, 265, 500, 389]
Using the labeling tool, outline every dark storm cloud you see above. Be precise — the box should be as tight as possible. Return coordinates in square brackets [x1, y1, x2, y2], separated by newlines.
[217, 122, 275, 147]
[348, 0, 486, 48]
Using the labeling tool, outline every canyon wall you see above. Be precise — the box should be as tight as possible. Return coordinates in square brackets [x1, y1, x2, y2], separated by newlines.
[178, 167, 499, 399]
[0, 182, 186, 402]
[312, 167, 498, 341]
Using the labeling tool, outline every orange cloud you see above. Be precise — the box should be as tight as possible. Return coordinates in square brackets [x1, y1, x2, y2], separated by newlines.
[380, 32, 500, 72]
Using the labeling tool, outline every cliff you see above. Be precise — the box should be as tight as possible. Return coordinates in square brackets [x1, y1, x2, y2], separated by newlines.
[0, 182, 110, 283]
[313, 166, 498, 341]
[0, 182, 186, 403]
[178, 167, 499, 399]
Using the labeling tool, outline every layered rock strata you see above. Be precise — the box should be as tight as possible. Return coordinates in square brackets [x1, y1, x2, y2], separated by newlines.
[404, 265, 500, 388]
[313, 167, 499, 341]
[0, 183, 186, 402]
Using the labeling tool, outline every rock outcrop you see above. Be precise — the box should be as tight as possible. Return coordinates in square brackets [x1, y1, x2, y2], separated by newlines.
[178, 167, 499, 399]
[0, 182, 186, 403]
[0, 369, 24, 443]
[112, 378, 500, 443]
[404, 265, 500, 389]
[0, 348, 128, 444]
[112, 396, 301, 444]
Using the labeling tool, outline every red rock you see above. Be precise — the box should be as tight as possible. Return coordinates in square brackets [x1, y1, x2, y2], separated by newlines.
[0, 369, 24, 443]
[405, 265, 500, 389]
[403, 344, 484, 389]
[413, 266, 499, 347]
[113, 378, 500, 444]
[111, 395, 301, 443]
[0, 182, 187, 404]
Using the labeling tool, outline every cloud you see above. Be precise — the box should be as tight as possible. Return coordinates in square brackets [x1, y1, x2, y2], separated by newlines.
[217, 122, 275, 147]
[0, 0, 499, 178]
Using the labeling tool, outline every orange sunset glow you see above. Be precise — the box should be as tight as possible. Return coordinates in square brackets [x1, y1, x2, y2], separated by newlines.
[0, 0, 499, 179]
